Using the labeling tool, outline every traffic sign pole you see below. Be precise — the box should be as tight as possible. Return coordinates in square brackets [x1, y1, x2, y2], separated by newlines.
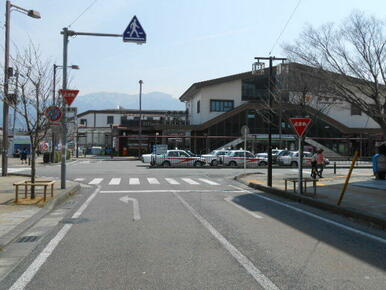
[289, 118, 312, 195]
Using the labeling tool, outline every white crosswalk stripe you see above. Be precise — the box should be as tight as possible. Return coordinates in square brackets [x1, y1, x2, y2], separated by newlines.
[165, 178, 180, 185]
[198, 178, 220, 185]
[82, 177, 220, 186]
[109, 178, 121, 185]
[147, 178, 160, 184]
[181, 178, 200, 185]
[129, 178, 140, 185]
[89, 178, 103, 185]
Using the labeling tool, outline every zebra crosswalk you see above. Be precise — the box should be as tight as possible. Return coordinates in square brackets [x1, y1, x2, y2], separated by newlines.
[76, 177, 221, 186]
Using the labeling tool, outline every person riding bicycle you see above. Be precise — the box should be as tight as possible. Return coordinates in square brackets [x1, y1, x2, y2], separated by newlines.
[311, 151, 318, 178]
[316, 149, 326, 178]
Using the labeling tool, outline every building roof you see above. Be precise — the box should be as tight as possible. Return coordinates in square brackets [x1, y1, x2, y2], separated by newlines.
[77, 109, 186, 118]
[179, 71, 258, 102]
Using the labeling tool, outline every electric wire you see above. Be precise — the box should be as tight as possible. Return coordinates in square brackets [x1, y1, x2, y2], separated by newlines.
[268, 0, 302, 55]
[68, 0, 99, 28]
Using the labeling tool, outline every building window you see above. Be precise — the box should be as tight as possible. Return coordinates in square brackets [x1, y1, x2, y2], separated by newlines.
[197, 101, 200, 113]
[107, 116, 114, 124]
[210, 100, 234, 112]
[80, 119, 87, 126]
[350, 104, 361, 116]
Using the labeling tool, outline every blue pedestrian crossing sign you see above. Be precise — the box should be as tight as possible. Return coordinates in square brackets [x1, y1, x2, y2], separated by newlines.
[123, 16, 146, 43]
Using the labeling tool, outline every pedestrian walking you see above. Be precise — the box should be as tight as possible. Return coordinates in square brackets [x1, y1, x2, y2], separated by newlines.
[20, 148, 28, 164]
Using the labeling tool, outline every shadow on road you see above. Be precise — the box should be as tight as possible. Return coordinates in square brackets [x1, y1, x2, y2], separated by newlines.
[232, 193, 386, 271]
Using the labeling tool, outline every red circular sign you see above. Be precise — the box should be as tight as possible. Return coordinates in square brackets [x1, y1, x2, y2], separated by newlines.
[45, 106, 63, 122]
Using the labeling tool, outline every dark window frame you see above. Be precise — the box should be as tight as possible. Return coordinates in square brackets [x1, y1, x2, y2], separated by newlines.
[107, 115, 114, 124]
[210, 99, 234, 112]
[197, 100, 200, 114]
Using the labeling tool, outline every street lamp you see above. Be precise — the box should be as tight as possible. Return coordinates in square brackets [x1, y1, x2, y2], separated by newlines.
[53, 64, 80, 105]
[2, 1, 41, 176]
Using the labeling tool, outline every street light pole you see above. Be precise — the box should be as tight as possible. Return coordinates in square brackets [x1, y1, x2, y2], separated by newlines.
[60, 27, 69, 189]
[138, 80, 143, 158]
[2, 1, 11, 176]
[2, 1, 40, 176]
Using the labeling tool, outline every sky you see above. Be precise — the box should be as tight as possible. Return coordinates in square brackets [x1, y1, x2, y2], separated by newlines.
[1, 0, 385, 100]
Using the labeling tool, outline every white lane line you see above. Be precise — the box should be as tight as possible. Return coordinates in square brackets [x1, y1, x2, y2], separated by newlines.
[101, 189, 246, 194]
[119, 196, 141, 220]
[165, 178, 180, 185]
[74, 178, 85, 182]
[109, 178, 121, 185]
[89, 178, 103, 185]
[229, 184, 248, 192]
[199, 178, 219, 185]
[225, 197, 263, 219]
[251, 193, 386, 245]
[129, 178, 140, 185]
[172, 191, 279, 290]
[290, 169, 311, 174]
[147, 178, 160, 184]
[181, 178, 200, 185]
[9, 186, 101, 290]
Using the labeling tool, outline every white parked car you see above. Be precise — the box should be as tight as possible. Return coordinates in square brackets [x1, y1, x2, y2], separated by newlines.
[222, 150, 267, 167]
[277, 151, 313, 167]
[141, 153, 154, 163]
[154, 150, 206, 167]
[201, 150, 231, 166]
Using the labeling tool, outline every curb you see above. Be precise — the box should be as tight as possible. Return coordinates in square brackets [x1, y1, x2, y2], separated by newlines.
[0, 182, 81, 250]
[235, 174, 386, 230]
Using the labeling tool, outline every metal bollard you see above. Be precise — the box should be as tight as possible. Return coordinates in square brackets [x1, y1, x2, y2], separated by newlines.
[334, 162, 336, 174]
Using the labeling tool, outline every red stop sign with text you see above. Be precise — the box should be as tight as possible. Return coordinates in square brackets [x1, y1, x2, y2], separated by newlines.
[59, 89, 79, 106]
[289, 118, 312, 137]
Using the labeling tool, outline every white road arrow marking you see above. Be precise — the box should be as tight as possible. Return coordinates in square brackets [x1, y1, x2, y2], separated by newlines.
[119, 196, 141, 221]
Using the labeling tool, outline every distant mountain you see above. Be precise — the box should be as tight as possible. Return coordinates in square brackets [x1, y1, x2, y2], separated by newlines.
[73, 91, 185, 114]
[0, 91, 185, 126]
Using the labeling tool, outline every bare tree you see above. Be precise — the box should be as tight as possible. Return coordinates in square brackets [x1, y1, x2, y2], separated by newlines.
[283, 11, 386, 138]
[11, 45, 53, 198]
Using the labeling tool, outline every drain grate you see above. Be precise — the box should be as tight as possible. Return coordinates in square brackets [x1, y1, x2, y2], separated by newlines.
[60, 217, 89, 224]
[17, 236, 40, 243]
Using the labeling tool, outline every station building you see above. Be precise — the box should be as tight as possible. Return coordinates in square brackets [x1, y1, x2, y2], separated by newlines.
[178, 62, 383, 157]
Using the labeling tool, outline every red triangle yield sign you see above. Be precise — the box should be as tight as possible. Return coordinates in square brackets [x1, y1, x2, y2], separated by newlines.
[289, 118, 312, 137]
[59, 89, 79, 106]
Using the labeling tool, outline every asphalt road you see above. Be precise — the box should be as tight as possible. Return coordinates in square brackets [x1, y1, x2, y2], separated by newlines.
[1, 160, 385, 290]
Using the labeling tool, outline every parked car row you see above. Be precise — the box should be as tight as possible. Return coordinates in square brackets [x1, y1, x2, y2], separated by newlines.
[141, 149, 329, 168]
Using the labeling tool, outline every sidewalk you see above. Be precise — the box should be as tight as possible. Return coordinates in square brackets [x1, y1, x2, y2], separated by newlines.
[0, 175, 80, 250]
[238, 168, 386, 229]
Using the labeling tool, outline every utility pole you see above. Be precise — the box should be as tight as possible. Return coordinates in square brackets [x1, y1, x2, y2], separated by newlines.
[138, 80, 143, 158]
[253, 56, 287, 187]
